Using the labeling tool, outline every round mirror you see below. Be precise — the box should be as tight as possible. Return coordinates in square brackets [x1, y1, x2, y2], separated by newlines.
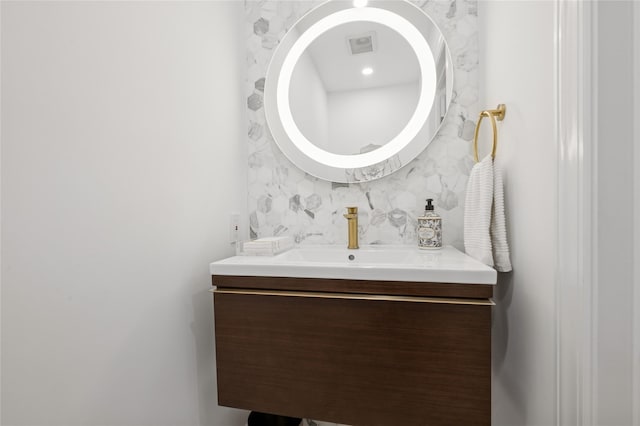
[264, 0, 453, 183]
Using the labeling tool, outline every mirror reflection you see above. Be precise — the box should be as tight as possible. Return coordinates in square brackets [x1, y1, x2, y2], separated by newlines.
[289, 21, 421, 156]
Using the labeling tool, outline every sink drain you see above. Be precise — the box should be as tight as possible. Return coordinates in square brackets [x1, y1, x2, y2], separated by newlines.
[348, 254, 355, 261]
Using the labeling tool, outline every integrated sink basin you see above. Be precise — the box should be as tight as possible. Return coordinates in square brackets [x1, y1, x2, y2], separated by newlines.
[210, 245, 497, 284]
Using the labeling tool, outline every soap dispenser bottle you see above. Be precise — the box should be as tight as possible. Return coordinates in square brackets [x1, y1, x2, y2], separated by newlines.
[417, 198, 442, 249]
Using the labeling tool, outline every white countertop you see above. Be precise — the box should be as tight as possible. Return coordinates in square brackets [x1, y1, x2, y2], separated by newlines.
[210, 245, 497, 285]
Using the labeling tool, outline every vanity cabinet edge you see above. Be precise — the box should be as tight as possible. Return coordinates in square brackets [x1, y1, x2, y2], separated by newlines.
[211, 274, 494, 299]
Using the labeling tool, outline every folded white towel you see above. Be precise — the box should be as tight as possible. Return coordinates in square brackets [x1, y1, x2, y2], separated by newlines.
[242, 236, 294, 256]
[464, 155, 512, 272]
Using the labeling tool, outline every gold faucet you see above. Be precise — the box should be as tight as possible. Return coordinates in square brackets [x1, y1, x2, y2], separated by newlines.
[343, 207, 359, 249]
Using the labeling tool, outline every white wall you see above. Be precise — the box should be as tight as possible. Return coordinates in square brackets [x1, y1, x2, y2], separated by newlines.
[596, 2, 635, 424]
[479, 2, 557, 425]
[482, 2, 640, 425]
[289, 50, 329, 150]
[634, 4, 640, 425]
[1, 2, 248, 425]
[327, 82, 419, 155]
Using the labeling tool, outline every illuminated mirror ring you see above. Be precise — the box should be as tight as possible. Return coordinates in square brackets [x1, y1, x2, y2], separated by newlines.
[278, 7, 436, 169]
[264, 0, 453, 183]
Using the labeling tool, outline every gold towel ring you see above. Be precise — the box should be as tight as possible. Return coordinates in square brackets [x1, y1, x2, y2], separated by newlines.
[473, 104, 506, 162]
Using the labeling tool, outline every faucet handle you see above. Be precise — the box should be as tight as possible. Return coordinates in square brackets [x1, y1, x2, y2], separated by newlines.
[346, 206, 358, 214]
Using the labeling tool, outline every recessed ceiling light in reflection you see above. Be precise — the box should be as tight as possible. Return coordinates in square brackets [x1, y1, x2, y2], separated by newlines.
[353, 0, 368, 7]
[362, 67, 374, 76]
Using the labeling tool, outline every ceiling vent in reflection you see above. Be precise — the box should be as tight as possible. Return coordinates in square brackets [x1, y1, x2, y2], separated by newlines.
[347, 32, 376, 55]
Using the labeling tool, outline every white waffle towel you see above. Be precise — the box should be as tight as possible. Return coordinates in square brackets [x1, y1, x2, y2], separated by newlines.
[464, 155, 512, 272]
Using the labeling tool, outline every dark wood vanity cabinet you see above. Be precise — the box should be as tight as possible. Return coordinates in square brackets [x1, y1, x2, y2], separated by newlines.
[212, 275, 493, 426]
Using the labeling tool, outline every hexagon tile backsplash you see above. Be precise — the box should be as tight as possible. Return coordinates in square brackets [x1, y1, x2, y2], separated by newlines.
[245, 0, 479, 250]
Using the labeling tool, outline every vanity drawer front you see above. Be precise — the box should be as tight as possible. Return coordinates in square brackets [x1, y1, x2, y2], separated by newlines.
[214, 289, 491, 426]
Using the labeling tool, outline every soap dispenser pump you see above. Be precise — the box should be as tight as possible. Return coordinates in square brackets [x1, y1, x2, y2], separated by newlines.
[417, 198, 442, 249]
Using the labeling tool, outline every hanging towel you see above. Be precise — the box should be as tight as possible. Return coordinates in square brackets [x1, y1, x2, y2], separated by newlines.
[464, 154, 512, 272]
[490, 161, 512, 271]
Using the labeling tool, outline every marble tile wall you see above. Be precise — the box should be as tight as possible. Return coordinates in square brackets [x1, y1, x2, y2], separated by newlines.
[245, 0, 478, 250]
